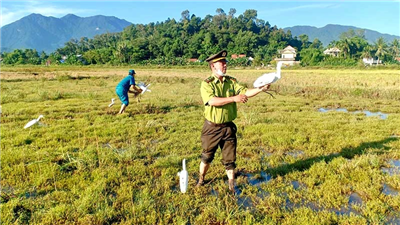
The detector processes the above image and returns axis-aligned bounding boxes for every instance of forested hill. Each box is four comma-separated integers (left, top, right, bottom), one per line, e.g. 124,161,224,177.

283,24,400,46
54,9,302,64
1,9,399,67
0,13,132,53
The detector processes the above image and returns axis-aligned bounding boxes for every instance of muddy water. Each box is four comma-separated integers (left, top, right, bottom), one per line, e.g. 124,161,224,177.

318,108,388,120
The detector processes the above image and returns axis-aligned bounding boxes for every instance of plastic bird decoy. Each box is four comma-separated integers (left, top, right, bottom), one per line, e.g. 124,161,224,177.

24,115,44,129
177,159,188,193
137,82,151,94
253,61,284,88
108,98,115,107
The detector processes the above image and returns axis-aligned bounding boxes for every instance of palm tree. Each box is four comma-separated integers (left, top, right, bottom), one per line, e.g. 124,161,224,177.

374,37,388,64
361,45,373,59
390,39,400,57
338,38,351,58
114,41,131,63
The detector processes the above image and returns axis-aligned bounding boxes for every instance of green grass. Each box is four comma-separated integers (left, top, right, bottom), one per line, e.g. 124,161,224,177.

1,66,400,224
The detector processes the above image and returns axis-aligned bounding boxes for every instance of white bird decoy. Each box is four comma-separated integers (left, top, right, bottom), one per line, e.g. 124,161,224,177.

137,82,151,94
108,98,115,107
24,115,44,129
177,159,188,193
253,61,284,88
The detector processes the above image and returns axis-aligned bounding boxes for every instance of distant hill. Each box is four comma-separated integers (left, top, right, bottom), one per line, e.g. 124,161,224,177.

1,13,132,53
283,24,400,46
2,14,399,54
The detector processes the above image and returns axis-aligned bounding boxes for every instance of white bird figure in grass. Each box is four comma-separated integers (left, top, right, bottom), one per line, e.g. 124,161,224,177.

253,61,284,88
137,82,151,94
24,115,44,129
108,98,115,107
177,159,188,193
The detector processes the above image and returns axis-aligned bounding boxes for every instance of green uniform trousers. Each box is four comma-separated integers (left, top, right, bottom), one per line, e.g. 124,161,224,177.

200,120,237,170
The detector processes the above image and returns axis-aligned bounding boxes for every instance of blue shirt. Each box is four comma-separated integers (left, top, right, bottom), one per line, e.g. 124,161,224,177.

116,75,136,93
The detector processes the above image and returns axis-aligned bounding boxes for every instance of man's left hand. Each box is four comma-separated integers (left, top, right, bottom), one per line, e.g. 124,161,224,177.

260,84,271,92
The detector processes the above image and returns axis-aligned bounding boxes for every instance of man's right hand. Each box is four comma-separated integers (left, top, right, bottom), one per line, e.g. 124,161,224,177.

232,94,248,103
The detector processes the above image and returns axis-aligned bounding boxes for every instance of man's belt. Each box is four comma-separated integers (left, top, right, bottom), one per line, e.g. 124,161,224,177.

205,120,232,128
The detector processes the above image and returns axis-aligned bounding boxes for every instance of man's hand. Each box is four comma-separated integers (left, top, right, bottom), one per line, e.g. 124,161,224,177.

260,84,271,92
232,94,248,103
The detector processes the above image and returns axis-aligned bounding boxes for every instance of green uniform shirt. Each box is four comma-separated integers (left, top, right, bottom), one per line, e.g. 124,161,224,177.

201,74,247,124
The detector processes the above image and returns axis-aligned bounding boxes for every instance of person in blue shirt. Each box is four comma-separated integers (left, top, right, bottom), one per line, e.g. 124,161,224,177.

116,69,142,114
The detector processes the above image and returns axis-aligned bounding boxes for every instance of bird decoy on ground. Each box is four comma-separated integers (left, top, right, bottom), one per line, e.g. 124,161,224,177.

177,159,188,193
24,115,44,129
108,98,115,107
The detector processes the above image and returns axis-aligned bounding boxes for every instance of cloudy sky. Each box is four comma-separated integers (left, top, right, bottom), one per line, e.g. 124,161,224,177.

1,0,399,36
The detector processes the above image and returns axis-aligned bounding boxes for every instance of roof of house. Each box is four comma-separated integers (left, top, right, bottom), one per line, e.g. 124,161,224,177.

279,45,296,54
323,47,341,53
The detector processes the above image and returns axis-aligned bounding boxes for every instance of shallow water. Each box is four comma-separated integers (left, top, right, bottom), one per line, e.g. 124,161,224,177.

291,180,306,190
382,183,399,196
381,159,400,176
318,108,388,120
286,150,305,158
246,171,272,186
348,192,363,205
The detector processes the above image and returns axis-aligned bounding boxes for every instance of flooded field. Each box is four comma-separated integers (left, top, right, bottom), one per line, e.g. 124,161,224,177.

1,66,400,224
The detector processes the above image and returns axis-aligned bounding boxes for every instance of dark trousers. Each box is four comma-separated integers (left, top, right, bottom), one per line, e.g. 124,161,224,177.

200,120,237,170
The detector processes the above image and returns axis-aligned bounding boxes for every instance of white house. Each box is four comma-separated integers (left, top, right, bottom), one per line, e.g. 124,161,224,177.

323,47,341,57
362,57,382,66
275,45,299,65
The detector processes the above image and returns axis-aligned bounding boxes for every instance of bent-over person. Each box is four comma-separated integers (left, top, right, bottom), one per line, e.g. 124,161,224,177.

115,69,142,114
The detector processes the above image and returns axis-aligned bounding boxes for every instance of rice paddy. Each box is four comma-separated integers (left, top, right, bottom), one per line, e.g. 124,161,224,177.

1,66,399,224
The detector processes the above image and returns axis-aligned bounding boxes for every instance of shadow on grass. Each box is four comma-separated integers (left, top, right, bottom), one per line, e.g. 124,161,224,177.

126,103,200,116
266,137,398,177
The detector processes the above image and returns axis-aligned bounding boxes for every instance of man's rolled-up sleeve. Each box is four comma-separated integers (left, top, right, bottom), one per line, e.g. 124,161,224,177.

234,82,247,95
200,82,215,106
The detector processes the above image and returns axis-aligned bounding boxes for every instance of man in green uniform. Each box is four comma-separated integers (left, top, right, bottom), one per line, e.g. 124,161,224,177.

197,50,270,193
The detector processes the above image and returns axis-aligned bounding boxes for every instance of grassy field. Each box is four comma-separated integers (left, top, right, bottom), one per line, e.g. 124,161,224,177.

1,66,400,224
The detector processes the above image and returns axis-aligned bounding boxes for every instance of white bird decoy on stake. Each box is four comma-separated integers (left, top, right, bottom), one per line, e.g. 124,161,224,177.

253,61,284,88
24,115,44,129
177,159,188,193
108,98,115,107
137,82,151,94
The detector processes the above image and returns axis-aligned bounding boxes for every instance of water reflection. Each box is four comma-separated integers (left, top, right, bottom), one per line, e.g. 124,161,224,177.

381,159,400,176
286,150,305,158
382,183,399,196
291,180,306,190
285,191,362,216
348,192,363,205
318,108,388,120
246,171,272,186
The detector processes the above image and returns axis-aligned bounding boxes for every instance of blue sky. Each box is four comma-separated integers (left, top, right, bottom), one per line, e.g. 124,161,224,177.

1,0,399,36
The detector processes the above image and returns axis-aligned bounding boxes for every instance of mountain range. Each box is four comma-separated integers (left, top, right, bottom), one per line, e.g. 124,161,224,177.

1,13,399,53
283,24,399,46
0,13,132,53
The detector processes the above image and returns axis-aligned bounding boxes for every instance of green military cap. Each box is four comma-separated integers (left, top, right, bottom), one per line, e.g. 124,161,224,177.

206,50,228,63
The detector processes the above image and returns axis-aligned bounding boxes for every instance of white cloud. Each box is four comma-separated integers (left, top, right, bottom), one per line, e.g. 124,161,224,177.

258,3,340,17
280,3,340,12
1,0,93,26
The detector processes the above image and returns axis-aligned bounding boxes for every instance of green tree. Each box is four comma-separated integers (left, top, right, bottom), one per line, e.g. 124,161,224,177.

299,34,310,49
299,48,323,66
374,37,388,63
390,39,400,57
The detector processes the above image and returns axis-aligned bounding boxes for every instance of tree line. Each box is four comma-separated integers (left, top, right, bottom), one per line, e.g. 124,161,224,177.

1,9,399,67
